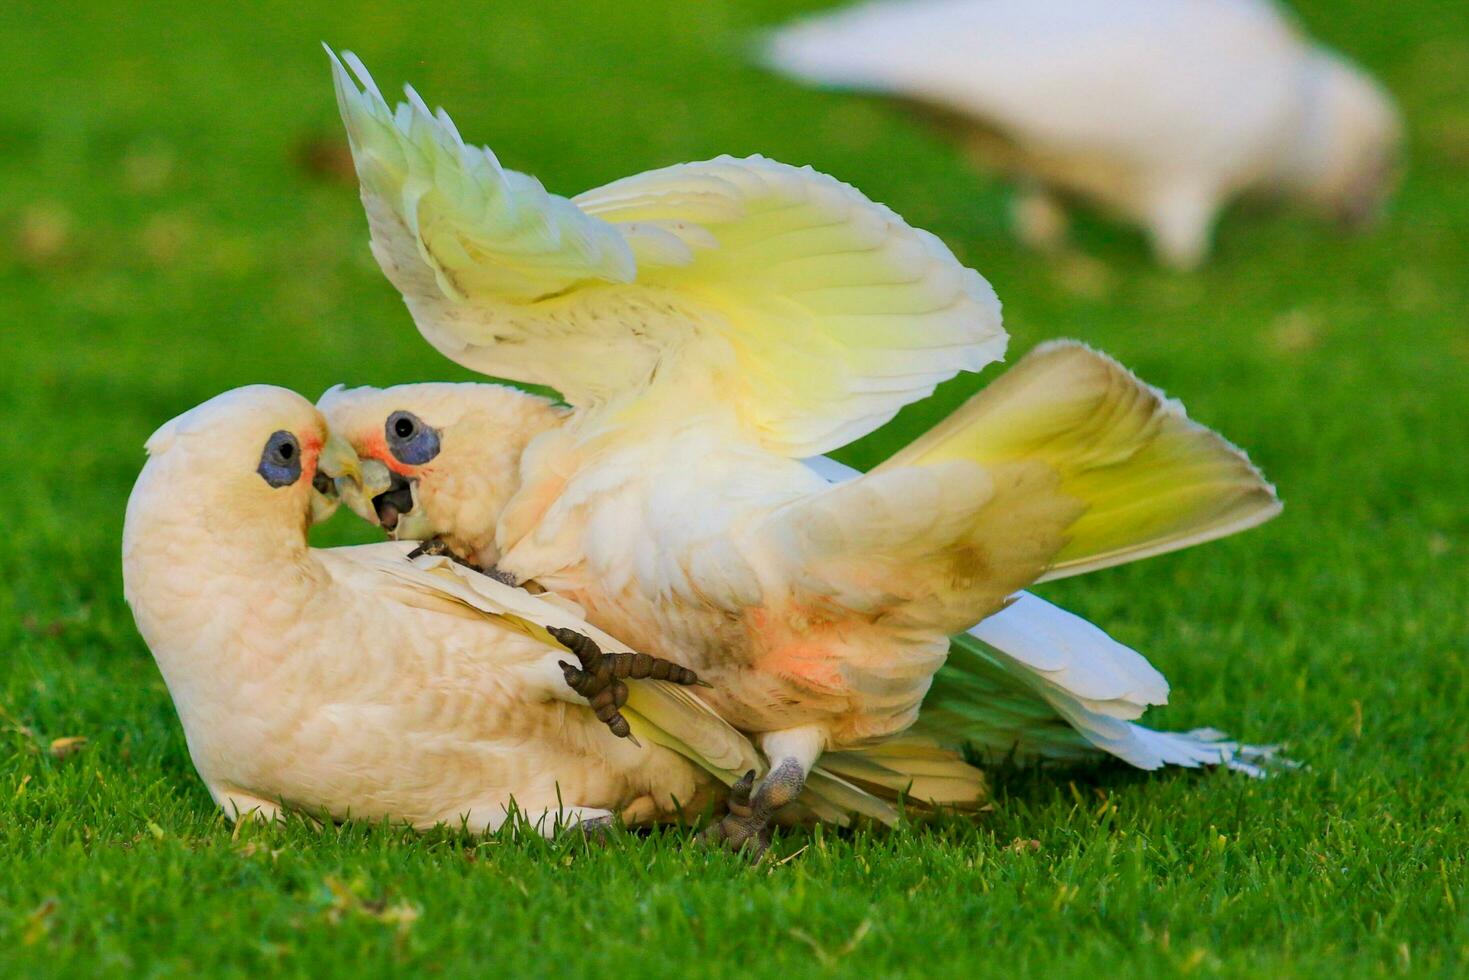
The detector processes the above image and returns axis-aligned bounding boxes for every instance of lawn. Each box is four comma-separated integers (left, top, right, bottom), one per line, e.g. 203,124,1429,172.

2,0,1466,975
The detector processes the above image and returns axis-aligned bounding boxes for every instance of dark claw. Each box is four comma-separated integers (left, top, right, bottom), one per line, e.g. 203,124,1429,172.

577,815,617,844
728,770,756,815
698,771,754,848
481,565,520,587
547,626,707,744
699,760,805,861
405,538,520,585
406,537,456,562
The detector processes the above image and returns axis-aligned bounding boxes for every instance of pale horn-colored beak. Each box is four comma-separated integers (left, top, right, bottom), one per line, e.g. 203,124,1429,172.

317,432,362,484
314,434,391,525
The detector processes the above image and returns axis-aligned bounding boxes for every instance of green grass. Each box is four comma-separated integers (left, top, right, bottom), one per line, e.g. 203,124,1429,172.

2,0,1467,974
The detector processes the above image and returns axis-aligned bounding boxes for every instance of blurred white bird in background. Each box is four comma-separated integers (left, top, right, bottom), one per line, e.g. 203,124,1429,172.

762,0,1401,268
123,386,982,835
322,51,1284,850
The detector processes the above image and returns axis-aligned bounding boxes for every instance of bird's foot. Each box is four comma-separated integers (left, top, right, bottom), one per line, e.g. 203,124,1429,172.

700,758,806,861
547,626,708,744
574,814,617,845
406,536,474,567
406,538,518,585
700,770,767,857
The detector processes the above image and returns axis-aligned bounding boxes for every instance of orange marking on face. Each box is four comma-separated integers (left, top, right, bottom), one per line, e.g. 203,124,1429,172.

301,434,323,482
363,432,418,477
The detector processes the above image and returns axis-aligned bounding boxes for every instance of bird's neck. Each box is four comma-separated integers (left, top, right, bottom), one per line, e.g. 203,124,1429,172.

122,461,327,680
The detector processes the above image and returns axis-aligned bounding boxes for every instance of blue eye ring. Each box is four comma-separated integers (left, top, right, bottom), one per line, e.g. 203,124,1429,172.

385,410,441,466
257,430,303,488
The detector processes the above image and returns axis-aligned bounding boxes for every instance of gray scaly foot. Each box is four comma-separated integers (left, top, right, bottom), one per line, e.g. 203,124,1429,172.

406,537,519,586
547,626,708,744
701,758,807,860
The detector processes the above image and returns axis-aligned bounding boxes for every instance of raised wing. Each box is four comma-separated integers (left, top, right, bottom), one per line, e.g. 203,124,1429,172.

328,49,635,301
329,49,1004,457
772,342,1278,633
756,458,1081,634
879,341,1281,580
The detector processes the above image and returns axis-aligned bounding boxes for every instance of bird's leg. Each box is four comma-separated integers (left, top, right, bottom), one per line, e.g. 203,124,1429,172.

701,726,823,859
406,537,520,586
552,807,617,840
210,785,284,826
547,626,709,743
1010,182,1069,253
1144,179,1219,271
697,764,790,859
487,805,616,839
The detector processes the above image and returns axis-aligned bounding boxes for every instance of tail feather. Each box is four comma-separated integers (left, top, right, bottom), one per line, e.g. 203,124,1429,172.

1123,727,1295,778
822,738,989,811
912,594,1292,776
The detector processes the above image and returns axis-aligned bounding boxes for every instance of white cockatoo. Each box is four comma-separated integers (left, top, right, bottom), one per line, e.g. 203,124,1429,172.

322,51,1282,846
122,385,985,836
761,0,1402,268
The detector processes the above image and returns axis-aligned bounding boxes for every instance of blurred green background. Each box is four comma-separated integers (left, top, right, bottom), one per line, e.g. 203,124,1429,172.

1,0,1466,975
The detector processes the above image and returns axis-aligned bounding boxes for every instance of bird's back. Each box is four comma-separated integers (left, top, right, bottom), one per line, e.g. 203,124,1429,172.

765,0,1304,172
131,535,657,830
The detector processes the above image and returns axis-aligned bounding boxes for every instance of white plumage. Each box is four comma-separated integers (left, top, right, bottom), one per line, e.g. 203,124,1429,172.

123,386,980,832
762,0,1401,267
321,51,1284,845
121,387,710,831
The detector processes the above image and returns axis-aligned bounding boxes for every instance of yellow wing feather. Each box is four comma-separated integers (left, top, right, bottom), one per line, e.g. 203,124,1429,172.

879,341,1281,579
329,50,1005,457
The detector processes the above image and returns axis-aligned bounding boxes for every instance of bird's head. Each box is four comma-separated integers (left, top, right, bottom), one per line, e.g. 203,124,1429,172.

125,385,366,558
1293,49,1402,229
317,382,567,566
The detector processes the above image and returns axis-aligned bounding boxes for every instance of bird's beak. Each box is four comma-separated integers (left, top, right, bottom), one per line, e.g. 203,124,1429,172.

316,434,392,525
317,433,362,484
345,458,395,525
308,433,359,525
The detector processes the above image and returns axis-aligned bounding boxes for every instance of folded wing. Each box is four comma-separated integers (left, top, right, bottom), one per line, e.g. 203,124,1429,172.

337,542,963,823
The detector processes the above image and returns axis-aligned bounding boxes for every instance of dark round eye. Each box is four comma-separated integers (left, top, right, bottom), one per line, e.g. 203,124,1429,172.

257,430,303,488
385,410,440,466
